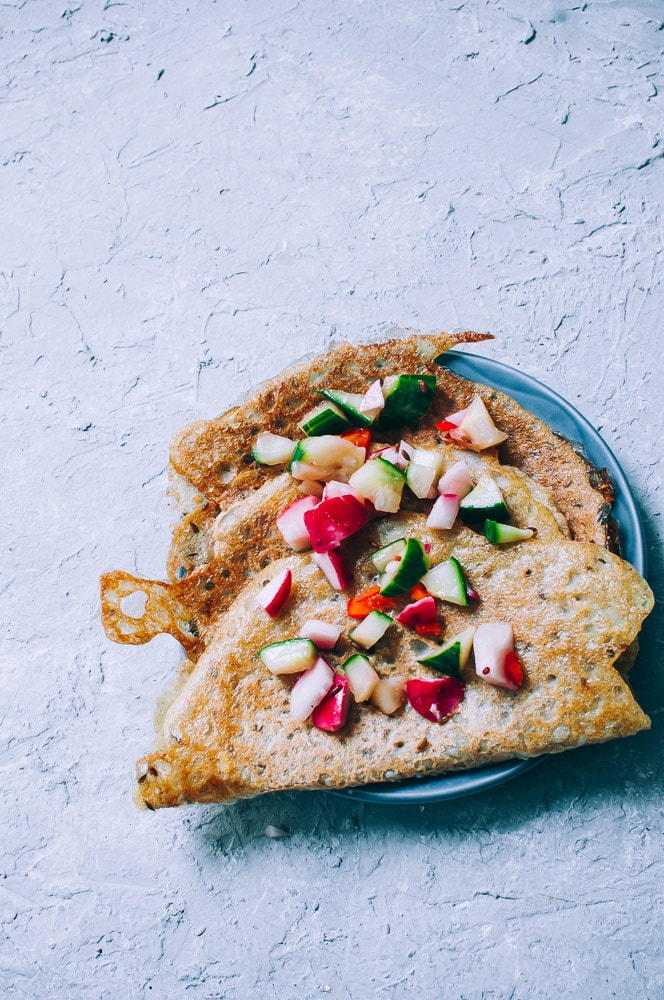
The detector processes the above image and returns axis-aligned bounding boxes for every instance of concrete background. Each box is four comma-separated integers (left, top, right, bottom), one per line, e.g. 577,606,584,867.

1,1,663,997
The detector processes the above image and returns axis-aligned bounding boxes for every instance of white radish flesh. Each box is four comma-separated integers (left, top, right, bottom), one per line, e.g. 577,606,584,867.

298,619,342,649
427,493,460,530
290,657,335,721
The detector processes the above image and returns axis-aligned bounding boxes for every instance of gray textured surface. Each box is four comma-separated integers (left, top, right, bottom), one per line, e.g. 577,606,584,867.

2,1,663,997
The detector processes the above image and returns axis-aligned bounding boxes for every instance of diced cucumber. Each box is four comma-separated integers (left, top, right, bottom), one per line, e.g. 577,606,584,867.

376,374,436,430
350,610,393,649
459,475,509,524
379,537,430,596
417,626,476,678
348,456,406,513
299,401,351,436
258,638,317,675
484,520,534,544
405,447,444,499
422,556,468,606
252,431,297,466
289,435,365,482
370,537,407,573
317,389,374,427
343,653,380,702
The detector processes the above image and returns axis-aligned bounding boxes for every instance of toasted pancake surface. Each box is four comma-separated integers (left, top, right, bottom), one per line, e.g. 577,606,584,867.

136,539,652,809
99,331,653,809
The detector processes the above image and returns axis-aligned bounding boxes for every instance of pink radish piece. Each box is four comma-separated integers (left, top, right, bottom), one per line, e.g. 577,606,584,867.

359,379,385,421
396,596,437,627
322,480,362,502
311,549,352,590
298,619,342,649
473,622,522,690
427,493,460,530
258,568,292,617
443,407,468,427
312,675,351,732
290,657,335,721
448,396,508,450
406,677,465,723
276,496,319,551
437,460,474,499
303,494,371,553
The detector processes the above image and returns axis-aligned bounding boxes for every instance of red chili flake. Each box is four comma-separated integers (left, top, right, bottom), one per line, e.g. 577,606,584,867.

410,583,430,601
418,379,428,393
435,420,457,432
415,621,442,637
347,586,397,619
482,667,490,675
341,428,372,449
504,650,524,687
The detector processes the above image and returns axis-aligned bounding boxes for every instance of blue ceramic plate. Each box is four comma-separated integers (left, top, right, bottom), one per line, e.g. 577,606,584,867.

335,351,646,805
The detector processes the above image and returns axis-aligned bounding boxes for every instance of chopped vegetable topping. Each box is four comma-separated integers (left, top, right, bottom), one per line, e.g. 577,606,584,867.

347,586,397,618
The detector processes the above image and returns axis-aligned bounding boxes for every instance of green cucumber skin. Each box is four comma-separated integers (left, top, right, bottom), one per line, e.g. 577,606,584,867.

379,538,429,597
258,637,315,656
417,642,461,678
300,405,350,436
317,389,373,427
459,500,509,525
376,374,437,430
484,519,533,543
371,537,407,572
251,444,267,465
423,556,468,606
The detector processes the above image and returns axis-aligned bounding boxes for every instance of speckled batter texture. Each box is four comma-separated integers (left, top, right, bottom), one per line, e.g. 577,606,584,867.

2,1,664,998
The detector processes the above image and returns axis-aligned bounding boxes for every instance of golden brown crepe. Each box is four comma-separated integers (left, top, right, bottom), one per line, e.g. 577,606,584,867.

100,331,653,809
135,536,652,809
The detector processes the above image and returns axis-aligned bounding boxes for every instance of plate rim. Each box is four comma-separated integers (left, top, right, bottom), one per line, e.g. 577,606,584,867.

332,350,647,805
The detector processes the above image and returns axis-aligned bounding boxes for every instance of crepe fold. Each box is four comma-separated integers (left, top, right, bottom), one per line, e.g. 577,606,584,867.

135,540,651,809
100,331,654,808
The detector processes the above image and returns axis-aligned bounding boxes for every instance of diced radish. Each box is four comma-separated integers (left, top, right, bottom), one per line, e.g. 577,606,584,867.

312,675,351,732
371,676,406,715
276,496,319,551
311,549,352,590
443,407,468,427
406,677,465,723
437,460,474,499
473,622,523,690
427,493,460,530
344,654,380,702
298,619,342,649
290,657,335,721
448,395,508,451
322,480,362,502
303,494,371,553
258,568,292,617
258,637,317,674
359,379,385,421
396,596,437,627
